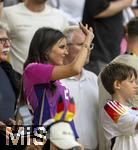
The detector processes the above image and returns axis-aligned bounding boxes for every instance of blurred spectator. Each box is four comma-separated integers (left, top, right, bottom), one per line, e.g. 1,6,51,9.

61,26,99,150
98,17,138,150
120,1,138,54
123,7,135,26
83,0,133,75
47,0,85,25
131,0,138,16
0,0,68,74
4,0,18,7
0,20,21,149
0,19,19,123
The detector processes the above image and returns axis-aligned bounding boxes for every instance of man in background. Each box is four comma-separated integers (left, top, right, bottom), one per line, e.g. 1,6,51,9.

61,26,99,150
83,0,133,75
0,19,21,149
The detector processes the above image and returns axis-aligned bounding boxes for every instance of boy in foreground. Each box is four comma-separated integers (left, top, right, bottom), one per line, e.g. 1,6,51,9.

100,63,138,150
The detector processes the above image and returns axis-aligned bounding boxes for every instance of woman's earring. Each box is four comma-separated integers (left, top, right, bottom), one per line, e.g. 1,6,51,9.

45,53,49,60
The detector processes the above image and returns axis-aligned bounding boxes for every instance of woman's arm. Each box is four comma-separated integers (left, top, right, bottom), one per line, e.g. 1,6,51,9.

51,23,94,81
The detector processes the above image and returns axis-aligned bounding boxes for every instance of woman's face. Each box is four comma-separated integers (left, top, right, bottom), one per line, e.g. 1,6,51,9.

47,38,68,65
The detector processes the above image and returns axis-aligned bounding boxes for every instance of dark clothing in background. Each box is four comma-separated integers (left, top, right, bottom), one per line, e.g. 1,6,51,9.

82,0,124,74
0,61,20,123
4,0,18,7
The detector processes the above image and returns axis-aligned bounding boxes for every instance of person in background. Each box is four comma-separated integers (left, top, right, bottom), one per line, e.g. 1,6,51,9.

98,17,138,150
82,0,133,75
119,0,138,55
0,19,21,149
131,0,138,16
4,0,18,7
0,0,68,75
100,63,138,150
61,26,99,150
47,0,85,25
0,19,19,125
22,24,94,148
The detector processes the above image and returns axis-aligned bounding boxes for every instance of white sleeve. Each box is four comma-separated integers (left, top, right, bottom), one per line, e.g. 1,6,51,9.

104,101,138,136
116,110,138,135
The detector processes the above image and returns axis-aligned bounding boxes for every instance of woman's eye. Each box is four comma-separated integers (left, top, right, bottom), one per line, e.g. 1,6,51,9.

59,45,65,49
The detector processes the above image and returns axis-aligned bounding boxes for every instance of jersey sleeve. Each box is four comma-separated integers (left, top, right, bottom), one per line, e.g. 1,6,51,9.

23,63,55,85
104,101,138,136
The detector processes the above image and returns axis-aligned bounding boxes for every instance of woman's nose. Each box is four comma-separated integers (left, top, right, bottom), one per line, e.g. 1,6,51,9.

65,47,68,55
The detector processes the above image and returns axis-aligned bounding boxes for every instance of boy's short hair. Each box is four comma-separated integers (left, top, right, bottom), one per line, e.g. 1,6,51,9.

101,63,137,95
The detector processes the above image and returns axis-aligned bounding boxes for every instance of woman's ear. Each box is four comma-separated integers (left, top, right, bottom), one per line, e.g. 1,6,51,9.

43,52,49,60
113,80,121,90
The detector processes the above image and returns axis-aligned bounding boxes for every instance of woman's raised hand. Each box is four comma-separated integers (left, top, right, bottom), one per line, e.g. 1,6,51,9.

79,23,94,46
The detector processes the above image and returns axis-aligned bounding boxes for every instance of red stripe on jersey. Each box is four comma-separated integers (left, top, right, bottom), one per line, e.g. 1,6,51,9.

104,101,124,123
67,103,75,113
56,102,64,113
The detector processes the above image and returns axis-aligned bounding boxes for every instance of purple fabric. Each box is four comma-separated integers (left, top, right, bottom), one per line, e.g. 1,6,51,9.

23,63,72,122
23,63,54,111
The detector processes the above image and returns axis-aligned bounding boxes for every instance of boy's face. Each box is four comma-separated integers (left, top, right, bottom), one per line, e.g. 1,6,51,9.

117,74,138,100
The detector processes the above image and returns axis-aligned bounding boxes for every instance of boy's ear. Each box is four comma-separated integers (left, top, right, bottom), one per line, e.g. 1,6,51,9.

113,80,121,90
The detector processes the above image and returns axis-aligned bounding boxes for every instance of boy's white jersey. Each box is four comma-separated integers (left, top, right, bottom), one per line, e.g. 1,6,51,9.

101,100,138,150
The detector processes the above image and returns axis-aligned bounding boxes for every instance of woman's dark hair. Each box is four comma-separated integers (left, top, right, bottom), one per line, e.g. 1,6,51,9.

18,27,65,112
24,27,65,68
101,63,137,95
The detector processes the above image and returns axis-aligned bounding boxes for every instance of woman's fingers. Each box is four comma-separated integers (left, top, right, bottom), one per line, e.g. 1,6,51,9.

79,23,94,47
89,27,93,32
79,23,93,35
79,23,88,33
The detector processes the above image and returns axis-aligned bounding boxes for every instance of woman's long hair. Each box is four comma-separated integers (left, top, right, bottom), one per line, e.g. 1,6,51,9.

24,27,65,69
17,27,65,114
